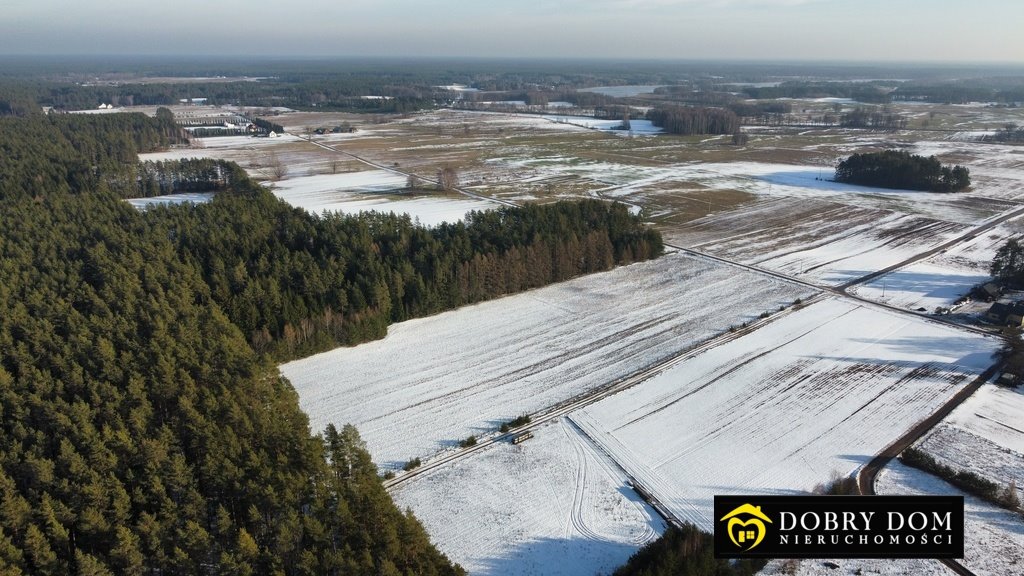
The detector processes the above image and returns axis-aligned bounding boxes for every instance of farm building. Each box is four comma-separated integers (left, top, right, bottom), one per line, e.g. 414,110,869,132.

972,282,1002,302
985,301,1024,326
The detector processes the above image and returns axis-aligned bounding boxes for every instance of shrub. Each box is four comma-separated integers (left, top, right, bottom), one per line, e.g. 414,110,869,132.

403,457,422,472
459,436,477,448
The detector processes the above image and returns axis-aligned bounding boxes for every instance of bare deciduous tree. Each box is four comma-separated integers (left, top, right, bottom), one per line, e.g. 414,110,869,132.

407,174,423,190
437,166,459,193
268,152,288,181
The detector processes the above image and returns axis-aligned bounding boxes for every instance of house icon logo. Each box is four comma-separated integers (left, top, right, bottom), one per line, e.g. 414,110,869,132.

720,503,773,551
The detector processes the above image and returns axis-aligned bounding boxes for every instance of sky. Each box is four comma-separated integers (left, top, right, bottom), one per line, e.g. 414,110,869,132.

0,0,1019,63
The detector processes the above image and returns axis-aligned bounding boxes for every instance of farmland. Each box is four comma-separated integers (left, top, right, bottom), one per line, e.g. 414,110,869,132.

281,252,813,469
573,297,997,531
915,383,1024,505
140,92,1024,575
877,461,1024,576
391,418,663,576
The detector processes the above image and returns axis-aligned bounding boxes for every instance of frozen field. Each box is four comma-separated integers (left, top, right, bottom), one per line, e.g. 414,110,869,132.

572,297,998,531
653,161,1018,224
125,192,215,210
847,215,1024,311
759,557,947,576
282,252,814,468
271,170,497,225
541,115,663,135
877,460,1024,576
392,418,662,576
916,383,1024,504
849,262,989,312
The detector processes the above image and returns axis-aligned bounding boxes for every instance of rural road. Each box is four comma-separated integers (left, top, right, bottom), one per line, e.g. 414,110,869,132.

856,365,998,576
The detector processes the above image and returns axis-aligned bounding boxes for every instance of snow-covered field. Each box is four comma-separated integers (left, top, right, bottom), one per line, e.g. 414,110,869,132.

659,161,1016,224
125,192,215,210
271,170,496,226
916,383,1024,505
282,252,814,468
759,557,948,576
674,195,969,286
877,460,1024,576
849,262,989,312
846,215,1024,312
541,115,663,135
572,297,997,532
392,418,662,576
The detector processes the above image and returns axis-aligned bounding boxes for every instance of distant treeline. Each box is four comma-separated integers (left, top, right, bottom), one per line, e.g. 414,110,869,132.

0,75,441,113
892,81,1024,105
613,524,767,576
742,81,895,104
835,150,970,192
982,124,1024,144
250,116,285,133
646,106,739,135
840,107,908,130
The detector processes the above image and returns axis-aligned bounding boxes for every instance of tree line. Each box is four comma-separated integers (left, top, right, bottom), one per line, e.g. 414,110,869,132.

645,106,740,136
133,158,249,197
613,524,766,576
835,150,970,192
840,107,908,130
982,124,1024,144
147,190,663,360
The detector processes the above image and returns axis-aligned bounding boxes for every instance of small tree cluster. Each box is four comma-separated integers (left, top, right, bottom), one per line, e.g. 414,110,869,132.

500,415,531,433
811,471,859,495
991,239,1024,287
835,150,969,192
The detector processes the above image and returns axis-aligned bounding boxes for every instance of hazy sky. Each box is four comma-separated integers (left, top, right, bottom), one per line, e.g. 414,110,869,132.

0,0,1019,62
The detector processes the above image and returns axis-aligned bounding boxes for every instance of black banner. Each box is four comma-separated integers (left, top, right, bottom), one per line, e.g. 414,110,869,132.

714,495,964,559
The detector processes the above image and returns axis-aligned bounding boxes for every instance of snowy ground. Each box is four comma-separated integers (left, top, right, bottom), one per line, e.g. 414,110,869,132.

642,161,1017,225
759,556,949,576
270,170,497,226
849,262,989,313
541,115,663,135
125,192,215,210
392,418,662,576
572,297,998,532
846,215,1024,312
282,252,814,469
916,383,1024,505
674,195,969,286
877,460,1024,576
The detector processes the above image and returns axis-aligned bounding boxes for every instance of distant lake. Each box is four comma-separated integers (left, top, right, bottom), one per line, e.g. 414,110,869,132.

579,85,664,98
